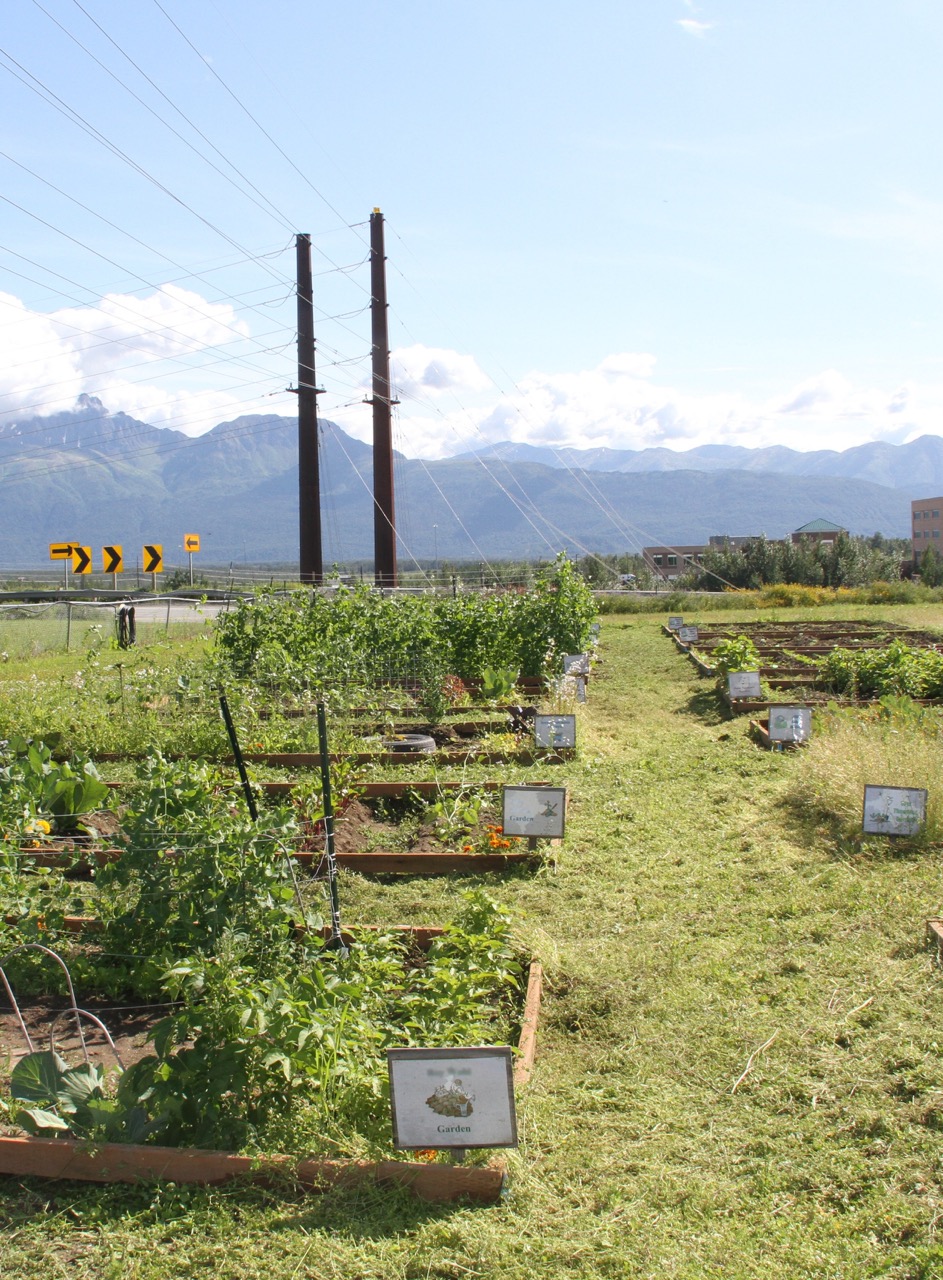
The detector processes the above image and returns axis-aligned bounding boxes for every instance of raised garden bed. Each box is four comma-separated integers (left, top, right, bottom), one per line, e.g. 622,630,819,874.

0,954,543,1205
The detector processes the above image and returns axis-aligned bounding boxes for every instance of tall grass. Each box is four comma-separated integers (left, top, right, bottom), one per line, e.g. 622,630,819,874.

598,580,943,614
790,699,943,844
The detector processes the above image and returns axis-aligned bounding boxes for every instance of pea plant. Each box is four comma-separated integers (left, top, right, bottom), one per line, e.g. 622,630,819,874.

213,554,597,696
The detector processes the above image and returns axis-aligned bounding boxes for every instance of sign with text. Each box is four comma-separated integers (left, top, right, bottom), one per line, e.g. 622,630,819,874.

728,671,762,699
862,785,927,838
534,713,576,749
667,616,683,631
767,706,811,743
388,1047,517,1150
678,625,699,644
502,785,566,840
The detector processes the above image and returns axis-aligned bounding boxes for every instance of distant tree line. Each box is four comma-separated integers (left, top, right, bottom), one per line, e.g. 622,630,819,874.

684,533,907,591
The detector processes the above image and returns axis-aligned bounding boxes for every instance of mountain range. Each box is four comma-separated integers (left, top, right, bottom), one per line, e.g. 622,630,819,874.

0,396,934,567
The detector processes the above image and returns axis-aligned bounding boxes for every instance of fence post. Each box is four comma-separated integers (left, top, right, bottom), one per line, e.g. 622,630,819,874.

65,602,72,651
165,596,172,632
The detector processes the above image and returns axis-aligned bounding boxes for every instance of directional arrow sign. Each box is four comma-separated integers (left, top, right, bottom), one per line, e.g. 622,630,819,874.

102,545,123,574
183,532,200,553
143,544,163,574
49,542,75,560
71,545,92,574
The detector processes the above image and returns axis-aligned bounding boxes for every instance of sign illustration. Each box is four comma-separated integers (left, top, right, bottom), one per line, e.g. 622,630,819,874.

534,714,576,749
387,1047,517,1149
862,785,927,838
728,671,762,699
767,706,811,743
502,785,566,839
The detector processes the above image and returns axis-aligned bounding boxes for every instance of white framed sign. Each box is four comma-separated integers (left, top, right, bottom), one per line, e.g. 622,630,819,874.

503,785,566,839
388,1047,518,1149
767,706,812,743
563,653,590,676
862,785,927,837
667,616,683,631
534,713,576,749
678,625,699,643
727,671,762,699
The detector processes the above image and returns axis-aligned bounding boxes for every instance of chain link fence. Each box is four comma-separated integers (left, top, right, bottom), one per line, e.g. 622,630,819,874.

0,598,234,658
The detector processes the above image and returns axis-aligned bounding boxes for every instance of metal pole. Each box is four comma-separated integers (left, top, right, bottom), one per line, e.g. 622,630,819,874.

296,233,323,584
65,601,71,651
368,209,397,588
218,691,258,822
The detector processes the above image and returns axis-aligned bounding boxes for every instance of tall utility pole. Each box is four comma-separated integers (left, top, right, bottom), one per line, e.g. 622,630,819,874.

296,233,322,584
368,208,397,587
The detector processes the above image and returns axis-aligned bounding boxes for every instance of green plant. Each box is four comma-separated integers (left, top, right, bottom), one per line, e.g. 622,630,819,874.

709,635,762,679
479,665,519,702
10,1049,166,1143
95,753,312,994
0,736,110,835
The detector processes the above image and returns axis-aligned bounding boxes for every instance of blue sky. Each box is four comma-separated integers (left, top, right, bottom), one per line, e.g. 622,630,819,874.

2,0,943,459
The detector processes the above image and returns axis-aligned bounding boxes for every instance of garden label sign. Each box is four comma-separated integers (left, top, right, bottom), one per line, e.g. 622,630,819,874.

728,671,762,699
503,785,566,839
667,616,683,631
563,653,590,676
387,1047,518,1150
534,713,577,749
767,706,812,743
862,785,927,838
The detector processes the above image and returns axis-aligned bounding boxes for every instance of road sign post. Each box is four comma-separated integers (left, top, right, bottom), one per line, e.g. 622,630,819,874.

183,533,200,586
50,542,75,590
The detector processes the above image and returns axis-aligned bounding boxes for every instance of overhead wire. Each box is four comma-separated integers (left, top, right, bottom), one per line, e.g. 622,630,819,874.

150,0,370,264
30,0,299,236
0,43,293,286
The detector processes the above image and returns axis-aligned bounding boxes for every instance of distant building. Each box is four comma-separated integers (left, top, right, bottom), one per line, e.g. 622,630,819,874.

641,545,706,580
643,522,853,580
911,497,943,566
790,519,846,545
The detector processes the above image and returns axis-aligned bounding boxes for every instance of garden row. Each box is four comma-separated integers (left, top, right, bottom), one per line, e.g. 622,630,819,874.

664,616,943,708
0,560,598,1201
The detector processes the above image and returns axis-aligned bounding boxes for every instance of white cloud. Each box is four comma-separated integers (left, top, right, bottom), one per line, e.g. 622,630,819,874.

2,293,941,465
372,350,943,461
676,18,713,37
391,344,491,399
0,287,278,437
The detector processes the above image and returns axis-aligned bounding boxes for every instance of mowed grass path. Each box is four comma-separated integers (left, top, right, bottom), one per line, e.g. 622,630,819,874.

4,612,943,1278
